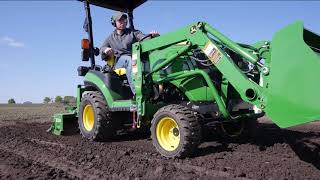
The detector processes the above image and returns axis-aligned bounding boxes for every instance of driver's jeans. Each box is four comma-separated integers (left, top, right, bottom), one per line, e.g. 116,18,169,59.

114,55,135,95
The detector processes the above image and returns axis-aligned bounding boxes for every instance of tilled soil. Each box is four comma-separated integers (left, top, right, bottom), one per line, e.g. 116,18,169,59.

0,105,319,179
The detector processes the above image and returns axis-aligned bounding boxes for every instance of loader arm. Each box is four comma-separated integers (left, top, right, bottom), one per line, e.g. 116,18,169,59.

132,21,320,128
132,21,264,118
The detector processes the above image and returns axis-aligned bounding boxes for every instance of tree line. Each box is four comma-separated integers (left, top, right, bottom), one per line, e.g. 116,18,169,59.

43,96,76,105
7,96,76,105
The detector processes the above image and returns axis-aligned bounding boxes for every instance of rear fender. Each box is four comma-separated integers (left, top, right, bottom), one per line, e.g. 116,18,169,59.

83,70,123,107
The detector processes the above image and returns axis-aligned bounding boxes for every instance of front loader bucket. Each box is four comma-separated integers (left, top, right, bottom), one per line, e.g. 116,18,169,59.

264,21,320,128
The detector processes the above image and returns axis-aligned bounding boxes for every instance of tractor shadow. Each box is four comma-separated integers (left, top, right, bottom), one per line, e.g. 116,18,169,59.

196,122,320,170
252,123,320,170
111,128,151,142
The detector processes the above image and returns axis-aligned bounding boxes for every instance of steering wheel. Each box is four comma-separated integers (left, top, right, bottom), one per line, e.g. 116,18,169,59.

139,34,153,42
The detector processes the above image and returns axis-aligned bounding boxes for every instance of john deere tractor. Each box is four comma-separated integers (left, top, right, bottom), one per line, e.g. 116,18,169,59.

51,0,320,158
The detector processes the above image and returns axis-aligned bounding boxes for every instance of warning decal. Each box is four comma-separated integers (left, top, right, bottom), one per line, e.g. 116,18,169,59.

203,42,222,64
132,65,138,74
132,53,138,74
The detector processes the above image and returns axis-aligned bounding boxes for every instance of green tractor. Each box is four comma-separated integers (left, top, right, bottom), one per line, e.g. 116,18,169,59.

51,0,320,158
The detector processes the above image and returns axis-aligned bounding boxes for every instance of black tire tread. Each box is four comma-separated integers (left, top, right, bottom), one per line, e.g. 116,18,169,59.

78,91,114,141
151,104,202,158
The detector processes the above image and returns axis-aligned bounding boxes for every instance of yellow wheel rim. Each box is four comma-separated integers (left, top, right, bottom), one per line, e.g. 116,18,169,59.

83,104,94,131
156,117,180,151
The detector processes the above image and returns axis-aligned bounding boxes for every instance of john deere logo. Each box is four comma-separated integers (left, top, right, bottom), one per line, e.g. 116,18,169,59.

190,26,197,34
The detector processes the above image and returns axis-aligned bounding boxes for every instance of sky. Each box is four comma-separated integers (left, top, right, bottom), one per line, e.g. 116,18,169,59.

0,1,319,103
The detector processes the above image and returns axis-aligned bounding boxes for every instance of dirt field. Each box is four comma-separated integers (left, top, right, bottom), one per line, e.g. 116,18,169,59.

0,104,319,179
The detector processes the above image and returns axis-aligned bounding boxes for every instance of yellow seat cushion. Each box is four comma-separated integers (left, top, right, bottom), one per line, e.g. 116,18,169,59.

114,68,126,76
105,55,126,76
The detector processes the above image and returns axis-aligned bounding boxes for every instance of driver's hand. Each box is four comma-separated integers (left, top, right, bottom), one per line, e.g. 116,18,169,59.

149,30,160,37
104,47,113,56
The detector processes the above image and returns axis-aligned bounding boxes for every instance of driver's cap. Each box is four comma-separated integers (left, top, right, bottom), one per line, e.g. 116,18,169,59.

112,11,127,21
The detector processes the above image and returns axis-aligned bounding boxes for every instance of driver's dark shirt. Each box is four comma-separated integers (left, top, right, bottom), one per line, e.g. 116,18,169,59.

100,28,146,57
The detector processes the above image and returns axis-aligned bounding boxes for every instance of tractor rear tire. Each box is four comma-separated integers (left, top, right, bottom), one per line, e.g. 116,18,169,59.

78,91,115,141
151,104,202,158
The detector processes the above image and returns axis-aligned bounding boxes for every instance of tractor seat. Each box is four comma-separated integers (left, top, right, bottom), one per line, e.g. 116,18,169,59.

105,55,126,76
114,68,126,76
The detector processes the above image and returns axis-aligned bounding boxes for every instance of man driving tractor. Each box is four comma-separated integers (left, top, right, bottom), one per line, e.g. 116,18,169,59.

51,0,320,159
100,11,159,95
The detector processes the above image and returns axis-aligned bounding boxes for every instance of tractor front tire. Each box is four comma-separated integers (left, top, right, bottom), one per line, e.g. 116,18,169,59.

151,104,201,158
78,91,114,141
